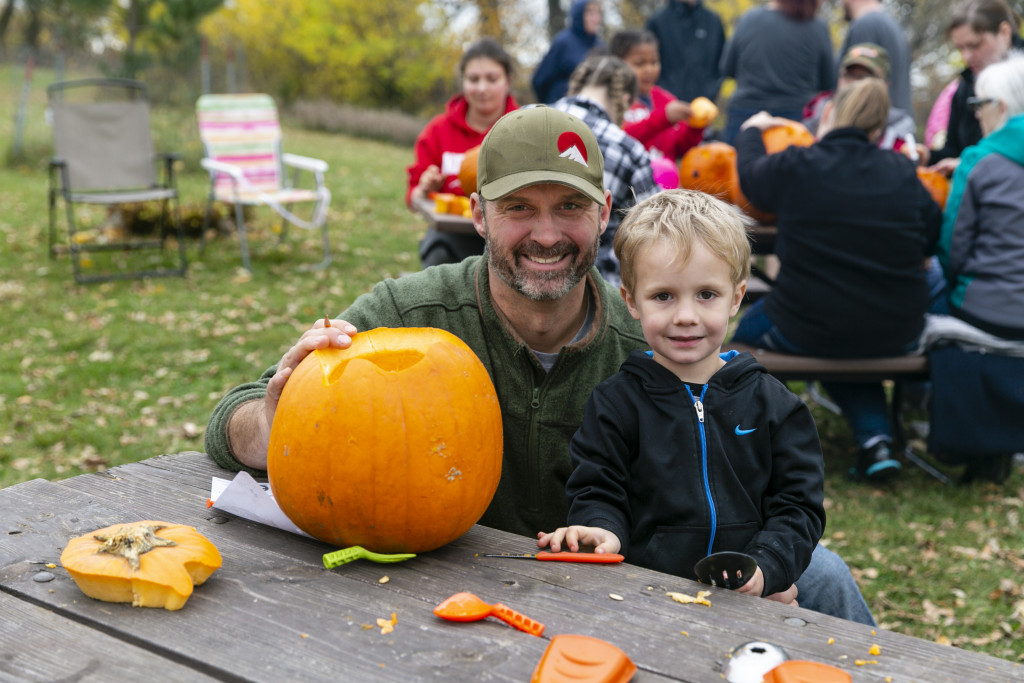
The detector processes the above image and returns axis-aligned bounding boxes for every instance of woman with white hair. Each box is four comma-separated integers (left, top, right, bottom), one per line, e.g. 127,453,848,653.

939,50,1024,340
929,50,1024,484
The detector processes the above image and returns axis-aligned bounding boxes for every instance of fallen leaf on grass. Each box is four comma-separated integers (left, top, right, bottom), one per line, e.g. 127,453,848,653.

667,590,711,607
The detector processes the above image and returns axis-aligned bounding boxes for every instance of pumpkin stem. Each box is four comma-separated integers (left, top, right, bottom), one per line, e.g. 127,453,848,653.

93,523,177,570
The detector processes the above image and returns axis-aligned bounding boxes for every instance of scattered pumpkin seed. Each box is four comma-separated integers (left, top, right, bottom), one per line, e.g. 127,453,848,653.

609,593,624,601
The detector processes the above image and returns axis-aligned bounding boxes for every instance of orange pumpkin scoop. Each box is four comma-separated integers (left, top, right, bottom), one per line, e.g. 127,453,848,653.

434,592,545,637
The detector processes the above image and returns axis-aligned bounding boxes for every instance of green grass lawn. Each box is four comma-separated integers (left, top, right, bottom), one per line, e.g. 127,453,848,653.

1,65,1022,662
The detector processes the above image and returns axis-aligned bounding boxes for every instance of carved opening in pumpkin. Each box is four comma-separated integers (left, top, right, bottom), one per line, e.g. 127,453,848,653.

321,349,427,383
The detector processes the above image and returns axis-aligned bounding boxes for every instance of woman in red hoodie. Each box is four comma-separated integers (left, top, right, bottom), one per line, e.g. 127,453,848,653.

407,38,518,266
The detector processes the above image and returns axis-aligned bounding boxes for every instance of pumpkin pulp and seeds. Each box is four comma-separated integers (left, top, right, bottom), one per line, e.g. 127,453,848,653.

94,523,176,570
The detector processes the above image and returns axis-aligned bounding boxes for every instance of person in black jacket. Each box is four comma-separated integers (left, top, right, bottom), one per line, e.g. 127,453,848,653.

539,190,827,604
731,79,942,483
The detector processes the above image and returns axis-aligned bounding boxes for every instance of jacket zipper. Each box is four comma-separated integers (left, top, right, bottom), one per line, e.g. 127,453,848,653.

527,384,542,510
686,383,715,556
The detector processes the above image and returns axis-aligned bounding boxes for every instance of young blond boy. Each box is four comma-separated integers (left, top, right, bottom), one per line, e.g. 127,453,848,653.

539,190,825,600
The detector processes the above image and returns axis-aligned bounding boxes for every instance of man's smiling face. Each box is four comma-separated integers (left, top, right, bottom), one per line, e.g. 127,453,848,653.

479,183,607,302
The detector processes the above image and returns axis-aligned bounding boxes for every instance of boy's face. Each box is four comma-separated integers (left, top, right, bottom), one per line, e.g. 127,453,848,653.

622,42,660,98
621,239,745,384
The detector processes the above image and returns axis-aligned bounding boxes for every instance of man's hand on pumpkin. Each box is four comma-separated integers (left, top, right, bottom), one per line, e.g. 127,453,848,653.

265,318,358,425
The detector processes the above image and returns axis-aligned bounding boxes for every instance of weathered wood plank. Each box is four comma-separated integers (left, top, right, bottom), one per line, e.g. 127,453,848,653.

2,453,1019,683
0,475,677,682
0,592,222,682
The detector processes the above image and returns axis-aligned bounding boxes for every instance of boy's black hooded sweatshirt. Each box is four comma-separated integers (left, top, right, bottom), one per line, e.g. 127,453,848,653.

566,350,825,596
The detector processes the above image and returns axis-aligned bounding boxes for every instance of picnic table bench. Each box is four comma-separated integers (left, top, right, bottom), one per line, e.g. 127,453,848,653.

2,451,1015,681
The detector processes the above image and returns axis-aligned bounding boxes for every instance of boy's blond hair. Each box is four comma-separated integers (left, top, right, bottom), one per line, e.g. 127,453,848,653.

614,189,752,295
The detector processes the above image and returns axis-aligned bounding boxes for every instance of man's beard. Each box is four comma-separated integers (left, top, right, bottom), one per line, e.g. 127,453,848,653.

484,220,600,302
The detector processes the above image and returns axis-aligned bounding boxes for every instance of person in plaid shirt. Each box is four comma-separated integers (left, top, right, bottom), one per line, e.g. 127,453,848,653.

552,55,659,285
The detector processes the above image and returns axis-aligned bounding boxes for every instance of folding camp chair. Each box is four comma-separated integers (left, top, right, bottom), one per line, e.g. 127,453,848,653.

195,93,331,271
48,78,187,284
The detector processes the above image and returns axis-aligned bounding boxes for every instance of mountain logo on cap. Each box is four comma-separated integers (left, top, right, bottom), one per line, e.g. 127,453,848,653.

557,131,588,167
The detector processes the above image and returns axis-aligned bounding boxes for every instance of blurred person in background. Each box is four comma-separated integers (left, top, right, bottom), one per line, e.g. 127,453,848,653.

803,43,915,150
839,0,914,118
922,0,1023,175
532,0,605,104
731,79,942,484
407,38,519,267
720,0,835,144
552,55,659,286
611,29,708,163
644,0,726,103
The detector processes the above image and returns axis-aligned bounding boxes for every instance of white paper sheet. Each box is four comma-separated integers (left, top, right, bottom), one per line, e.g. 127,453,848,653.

208,472,313,538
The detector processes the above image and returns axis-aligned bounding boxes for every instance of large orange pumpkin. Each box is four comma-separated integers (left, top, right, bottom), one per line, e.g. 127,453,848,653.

916,167,950,210
267,327,503,553
458,146,481,196
678,142,737,201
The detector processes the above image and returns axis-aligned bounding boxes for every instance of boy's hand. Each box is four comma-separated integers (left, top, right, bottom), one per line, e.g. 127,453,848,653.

536,526,621,555
764,583,799,607
736,566,766,598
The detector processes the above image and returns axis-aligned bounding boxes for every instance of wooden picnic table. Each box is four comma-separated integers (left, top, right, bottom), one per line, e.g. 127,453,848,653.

412,197,477,235
1,451,1017,682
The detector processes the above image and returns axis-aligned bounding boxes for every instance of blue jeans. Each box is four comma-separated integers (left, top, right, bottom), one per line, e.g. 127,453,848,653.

796,545,876,625
732,300,895,447
926,256,948,315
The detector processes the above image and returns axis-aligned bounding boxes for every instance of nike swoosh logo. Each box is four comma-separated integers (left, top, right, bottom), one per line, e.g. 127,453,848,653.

735,425,757,436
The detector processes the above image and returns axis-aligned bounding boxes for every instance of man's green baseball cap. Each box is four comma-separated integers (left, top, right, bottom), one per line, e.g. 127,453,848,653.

477,105,605,205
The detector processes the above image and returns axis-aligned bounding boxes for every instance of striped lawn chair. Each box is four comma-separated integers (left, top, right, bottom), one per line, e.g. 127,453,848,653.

196,93,331,271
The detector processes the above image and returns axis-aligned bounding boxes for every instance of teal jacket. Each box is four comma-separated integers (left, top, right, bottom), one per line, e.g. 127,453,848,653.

204,256,648,536
939,114,1024,338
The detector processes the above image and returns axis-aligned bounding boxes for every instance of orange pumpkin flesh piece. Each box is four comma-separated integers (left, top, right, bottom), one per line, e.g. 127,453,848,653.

60,521,222,611
916,167,950,210
458,145,480,196
687,97,719,129
268,327,503,554
761,120,815,154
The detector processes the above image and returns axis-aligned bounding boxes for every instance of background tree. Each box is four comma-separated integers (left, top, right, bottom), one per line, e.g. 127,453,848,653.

202,0,461,114
106,0,222,81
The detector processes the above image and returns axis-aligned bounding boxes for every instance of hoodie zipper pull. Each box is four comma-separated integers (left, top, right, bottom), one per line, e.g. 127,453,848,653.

694,399,704,423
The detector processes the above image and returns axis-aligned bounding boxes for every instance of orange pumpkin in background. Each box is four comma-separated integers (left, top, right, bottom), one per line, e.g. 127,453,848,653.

762,120,815,154
687,97,719,129
267,327,503,554
916,167,950,210
678,142,738,201
458,145,481,196
734,120,815,223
